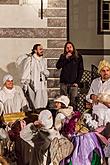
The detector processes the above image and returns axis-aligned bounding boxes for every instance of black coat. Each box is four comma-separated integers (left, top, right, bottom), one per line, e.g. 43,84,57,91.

56,53,84,85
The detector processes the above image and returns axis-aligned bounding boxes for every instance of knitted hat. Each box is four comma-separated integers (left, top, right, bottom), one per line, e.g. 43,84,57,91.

98,60,110,74
54,95,70,107
3,74,13,84
38,110,53,129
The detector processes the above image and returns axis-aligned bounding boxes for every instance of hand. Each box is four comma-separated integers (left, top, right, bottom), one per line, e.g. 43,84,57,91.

34,120,44,128
91,94,99,105
73,83,78,87
66,52,72,59
40,70,49,78
23,84,28,93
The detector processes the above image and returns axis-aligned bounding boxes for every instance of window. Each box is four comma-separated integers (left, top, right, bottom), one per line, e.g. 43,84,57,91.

98,0,110,34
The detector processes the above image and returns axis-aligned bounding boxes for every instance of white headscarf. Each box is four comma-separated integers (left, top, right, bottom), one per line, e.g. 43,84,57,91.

3,74,13,85
39,110,53,129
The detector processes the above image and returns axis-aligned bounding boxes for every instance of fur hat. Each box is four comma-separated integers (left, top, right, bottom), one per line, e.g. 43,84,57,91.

54,95,70,107
98,60,110,74
3,74,13,84
38,110,53,129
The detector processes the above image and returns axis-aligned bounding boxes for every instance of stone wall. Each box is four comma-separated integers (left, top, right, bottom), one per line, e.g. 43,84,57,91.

0,0,67,99
45,0,67,99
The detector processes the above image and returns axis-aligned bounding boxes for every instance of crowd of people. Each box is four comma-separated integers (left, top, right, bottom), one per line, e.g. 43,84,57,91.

0,41,110,165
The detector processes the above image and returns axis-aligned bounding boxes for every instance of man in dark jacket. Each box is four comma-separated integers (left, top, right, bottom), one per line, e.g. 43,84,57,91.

56,41,84,109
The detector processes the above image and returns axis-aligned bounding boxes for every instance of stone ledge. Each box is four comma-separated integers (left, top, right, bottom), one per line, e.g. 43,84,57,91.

47,39,66,48
44,49,63,58
48,69,60,78
0,28,66,38
47,79,60,88
48,88,60,98
39,9,66,17
0,0,19,4
47,59,59,68
47,18,66,27
48,0,66,8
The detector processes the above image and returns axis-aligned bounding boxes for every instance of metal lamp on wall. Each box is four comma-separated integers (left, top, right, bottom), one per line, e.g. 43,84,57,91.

41,0,43,19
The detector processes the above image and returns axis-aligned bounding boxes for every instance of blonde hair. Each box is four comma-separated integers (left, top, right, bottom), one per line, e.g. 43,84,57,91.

98,60,110,74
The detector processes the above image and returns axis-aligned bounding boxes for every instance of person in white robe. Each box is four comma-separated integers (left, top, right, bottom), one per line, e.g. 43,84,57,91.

20,44,49,110
86,60,110,126
0,74,28,114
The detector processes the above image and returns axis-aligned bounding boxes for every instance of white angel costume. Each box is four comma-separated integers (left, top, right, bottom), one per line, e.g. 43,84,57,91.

20,54,49,109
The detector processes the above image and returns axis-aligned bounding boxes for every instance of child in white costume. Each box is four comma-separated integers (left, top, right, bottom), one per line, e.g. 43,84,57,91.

54,95,73,131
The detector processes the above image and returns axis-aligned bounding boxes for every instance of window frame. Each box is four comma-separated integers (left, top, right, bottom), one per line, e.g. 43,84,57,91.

98,0,110,34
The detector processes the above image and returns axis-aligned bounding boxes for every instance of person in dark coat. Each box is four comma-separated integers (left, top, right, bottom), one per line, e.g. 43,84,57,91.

56,41,84,109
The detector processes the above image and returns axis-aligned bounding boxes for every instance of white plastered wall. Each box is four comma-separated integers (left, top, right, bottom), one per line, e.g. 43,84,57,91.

0,2,48,85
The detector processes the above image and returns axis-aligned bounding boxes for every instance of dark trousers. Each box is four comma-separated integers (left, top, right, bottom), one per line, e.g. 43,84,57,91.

60,83,78,110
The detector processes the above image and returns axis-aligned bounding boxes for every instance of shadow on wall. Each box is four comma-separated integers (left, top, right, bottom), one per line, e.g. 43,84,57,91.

0,62,21,87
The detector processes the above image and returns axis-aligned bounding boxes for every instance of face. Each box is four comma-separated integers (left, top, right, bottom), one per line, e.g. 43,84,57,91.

20,120,26,130
35,45,43,56
66,43,74,54
5,80,13,89
100,66,110,81
55,102,62,109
